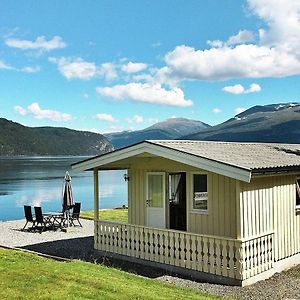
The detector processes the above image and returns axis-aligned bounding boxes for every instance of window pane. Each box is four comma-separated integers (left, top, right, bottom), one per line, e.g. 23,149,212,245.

193,174,208,210
148,174,163,208
296,179,300,207
169,174,182,204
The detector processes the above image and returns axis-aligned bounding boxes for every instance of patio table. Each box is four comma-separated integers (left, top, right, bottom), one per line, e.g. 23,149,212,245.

43,212,65,230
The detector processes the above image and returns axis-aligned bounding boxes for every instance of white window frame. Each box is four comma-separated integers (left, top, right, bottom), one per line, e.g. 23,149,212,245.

191,172,209,214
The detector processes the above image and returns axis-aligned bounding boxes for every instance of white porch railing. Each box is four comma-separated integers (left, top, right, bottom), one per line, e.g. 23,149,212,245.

95,220,273,280
241,232,274,280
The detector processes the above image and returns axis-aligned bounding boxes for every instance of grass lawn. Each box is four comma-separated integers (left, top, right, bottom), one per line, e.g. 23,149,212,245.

0,247,219,300
81,208,128,223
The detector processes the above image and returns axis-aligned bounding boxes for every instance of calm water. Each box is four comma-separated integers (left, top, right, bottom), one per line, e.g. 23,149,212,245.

0,157,127,221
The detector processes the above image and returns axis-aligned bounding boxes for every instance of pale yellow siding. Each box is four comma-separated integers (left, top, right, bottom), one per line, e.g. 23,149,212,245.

128,156,200,227
273,175,300,261
239,175,300,262
127,156,300,263
128,168,145,226
239,177,274,239
188,173,237,238
128,156,238,239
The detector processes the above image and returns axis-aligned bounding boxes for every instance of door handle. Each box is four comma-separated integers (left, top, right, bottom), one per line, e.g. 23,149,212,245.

146,199,151,207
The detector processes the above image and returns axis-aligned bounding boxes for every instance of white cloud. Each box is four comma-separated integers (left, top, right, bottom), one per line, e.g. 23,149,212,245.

132,73,154,83
0,61,40,73
96,113,117,122
133,66,180,88
21,66,41,73
127,115,144,124
96,83,193,107
49,57,97,80
222,83,261,94
28,102,72,121
248,0,300,54
212,108,221,113
5,36,66,51
245,83,261,93
159,1,300,82
121,62,148,74
0,60,14,70
133,115,143,123
152,66,180,87
14,105,27,116
207,40,223,48
222,84,245,94
15,102,72,122
226,30,254,46
234,107,247,115
99,63,118,81
165,44,300,81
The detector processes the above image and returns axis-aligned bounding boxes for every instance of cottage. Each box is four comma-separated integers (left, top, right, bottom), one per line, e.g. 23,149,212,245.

72,140,300,286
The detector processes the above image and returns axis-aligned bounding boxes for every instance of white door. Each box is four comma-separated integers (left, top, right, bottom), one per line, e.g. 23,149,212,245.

146,172,166,228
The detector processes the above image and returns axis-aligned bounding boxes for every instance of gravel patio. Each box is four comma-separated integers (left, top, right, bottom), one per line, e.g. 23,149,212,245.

0,218,299,300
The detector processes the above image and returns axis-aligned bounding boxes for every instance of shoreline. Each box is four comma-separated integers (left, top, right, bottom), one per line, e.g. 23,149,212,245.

0,206,128,223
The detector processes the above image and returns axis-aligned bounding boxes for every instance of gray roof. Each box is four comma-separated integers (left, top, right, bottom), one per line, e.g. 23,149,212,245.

149,140,300,172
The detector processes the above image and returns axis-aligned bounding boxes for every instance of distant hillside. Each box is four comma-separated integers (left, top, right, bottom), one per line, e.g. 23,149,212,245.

3,102,299,156
182,103,300,143
0,118,113,156
105,118,210,149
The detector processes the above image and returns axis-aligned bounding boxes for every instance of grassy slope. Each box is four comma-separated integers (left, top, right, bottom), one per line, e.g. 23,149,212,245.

81,208,128,223
0,248,219,300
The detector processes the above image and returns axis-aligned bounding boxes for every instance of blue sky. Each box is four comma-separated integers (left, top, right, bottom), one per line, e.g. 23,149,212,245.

1,0,300,133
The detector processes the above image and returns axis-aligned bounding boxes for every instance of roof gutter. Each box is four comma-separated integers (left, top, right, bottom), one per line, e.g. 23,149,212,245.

251,166,300,177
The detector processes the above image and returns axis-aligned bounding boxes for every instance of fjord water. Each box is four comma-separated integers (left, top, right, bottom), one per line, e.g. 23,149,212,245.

0,157,127,221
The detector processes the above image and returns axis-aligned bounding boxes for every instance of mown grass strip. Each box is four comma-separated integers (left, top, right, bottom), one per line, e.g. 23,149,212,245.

81,208,128,223
0,247,220,300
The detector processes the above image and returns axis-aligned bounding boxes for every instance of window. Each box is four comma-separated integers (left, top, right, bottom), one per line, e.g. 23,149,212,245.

169,173,182,204
193,174,208,211
296,178,300,207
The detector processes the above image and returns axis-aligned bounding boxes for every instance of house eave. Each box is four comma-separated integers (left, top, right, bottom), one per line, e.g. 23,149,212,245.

251,166,300,177
72,141,252,182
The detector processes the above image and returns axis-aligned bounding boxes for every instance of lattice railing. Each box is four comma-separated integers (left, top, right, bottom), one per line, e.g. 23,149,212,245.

95,221,274,280
241,232,274,279
95,220,243,279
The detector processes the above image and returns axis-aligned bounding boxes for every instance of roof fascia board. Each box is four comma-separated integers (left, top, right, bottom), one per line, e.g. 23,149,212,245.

71,142,149,172
72,141,251,182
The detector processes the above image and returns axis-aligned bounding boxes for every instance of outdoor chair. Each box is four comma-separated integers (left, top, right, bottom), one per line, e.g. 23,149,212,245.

69,202,82,227
22,205,36,231
34,206,52,233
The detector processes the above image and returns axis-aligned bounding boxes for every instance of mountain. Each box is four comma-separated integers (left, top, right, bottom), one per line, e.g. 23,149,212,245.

105,118,211,149
3,102,299,156
0,118,113,156
182,103,300,143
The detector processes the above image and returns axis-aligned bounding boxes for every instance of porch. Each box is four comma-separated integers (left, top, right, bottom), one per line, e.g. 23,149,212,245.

95,219,274,285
